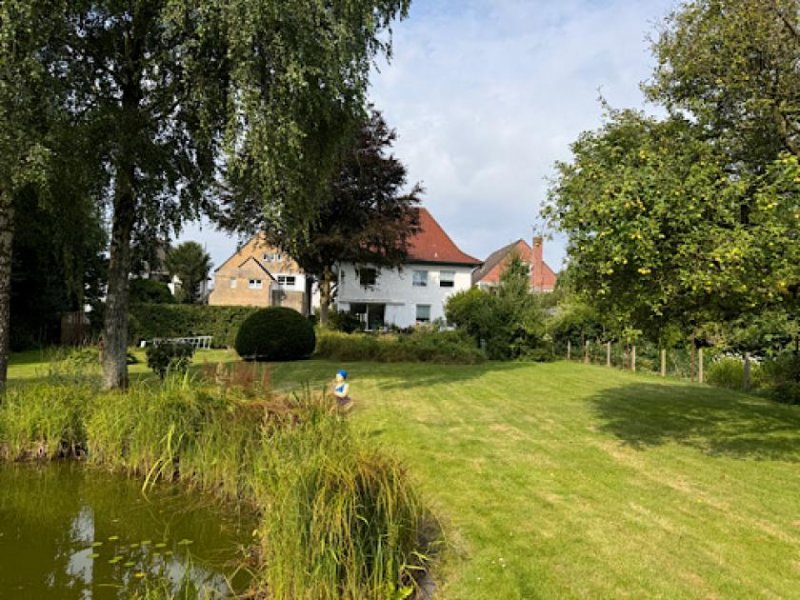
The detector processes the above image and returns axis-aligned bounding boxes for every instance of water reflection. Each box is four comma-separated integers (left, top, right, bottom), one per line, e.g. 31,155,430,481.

0,463,253,599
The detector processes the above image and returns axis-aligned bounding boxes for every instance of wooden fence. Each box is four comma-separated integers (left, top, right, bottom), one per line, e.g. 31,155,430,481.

561,339,758,390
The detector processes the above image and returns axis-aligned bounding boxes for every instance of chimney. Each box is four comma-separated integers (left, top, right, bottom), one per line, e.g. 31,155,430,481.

532,236,544,291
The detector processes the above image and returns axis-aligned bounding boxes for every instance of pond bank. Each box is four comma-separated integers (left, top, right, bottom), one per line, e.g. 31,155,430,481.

0,369,437,599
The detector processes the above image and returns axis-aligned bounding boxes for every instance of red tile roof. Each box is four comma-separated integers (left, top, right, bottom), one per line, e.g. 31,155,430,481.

407,208,481,266
472,239,558,292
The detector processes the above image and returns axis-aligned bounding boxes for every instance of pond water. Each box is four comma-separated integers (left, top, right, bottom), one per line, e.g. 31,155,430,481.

0,463,255,599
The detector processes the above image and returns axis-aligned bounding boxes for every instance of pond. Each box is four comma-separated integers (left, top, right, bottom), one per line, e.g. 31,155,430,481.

0,463,256,599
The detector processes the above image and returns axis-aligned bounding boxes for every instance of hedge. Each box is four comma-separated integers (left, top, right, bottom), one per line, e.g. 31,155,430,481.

315,329,486,364
129,304,259,348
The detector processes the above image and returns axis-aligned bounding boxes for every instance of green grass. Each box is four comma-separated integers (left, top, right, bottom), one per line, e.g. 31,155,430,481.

7,354,800,598
7,348,236,383
263,360,800,599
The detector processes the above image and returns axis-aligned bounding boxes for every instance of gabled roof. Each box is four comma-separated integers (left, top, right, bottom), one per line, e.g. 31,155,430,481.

237,256,277,281
407,208,481,266
472,239,558,289
471,239,520,285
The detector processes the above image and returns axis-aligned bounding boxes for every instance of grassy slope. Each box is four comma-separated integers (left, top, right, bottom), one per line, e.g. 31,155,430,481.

8,356,800,598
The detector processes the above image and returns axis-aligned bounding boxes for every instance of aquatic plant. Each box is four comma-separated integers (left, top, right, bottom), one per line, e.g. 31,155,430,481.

253,396,432,598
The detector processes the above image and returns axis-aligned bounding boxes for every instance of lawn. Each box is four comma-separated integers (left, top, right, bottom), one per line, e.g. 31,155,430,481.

8,356,800,598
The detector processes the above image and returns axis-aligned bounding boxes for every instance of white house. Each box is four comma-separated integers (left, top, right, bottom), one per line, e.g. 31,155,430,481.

335,208,481,329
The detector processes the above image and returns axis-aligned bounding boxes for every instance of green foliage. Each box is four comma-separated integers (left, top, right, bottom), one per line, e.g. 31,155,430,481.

705,358,761,391
328,308,366,333
0,381,92,460
165,242,212,304
235,307,316,361
648,0,800,166
315,329,485,364
145,342,195,380
253,392,430,599
446,258,549,360
129,304,257,348
130,278,175,304
546,0,800,365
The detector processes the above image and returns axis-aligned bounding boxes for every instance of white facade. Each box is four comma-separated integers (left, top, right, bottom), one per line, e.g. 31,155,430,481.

335,262,474,329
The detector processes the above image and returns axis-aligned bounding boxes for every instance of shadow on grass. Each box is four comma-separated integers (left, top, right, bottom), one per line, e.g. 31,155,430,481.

591,382,800,462
365,360,534,393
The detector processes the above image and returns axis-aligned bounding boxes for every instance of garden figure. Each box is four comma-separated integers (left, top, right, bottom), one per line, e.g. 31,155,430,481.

333,369,351,407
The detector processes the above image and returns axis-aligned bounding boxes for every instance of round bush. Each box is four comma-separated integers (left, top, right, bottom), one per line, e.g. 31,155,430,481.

234,307,316,361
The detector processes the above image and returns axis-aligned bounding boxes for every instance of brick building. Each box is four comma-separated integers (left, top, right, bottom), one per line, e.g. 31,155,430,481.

208,234,310,311
472,236,558,292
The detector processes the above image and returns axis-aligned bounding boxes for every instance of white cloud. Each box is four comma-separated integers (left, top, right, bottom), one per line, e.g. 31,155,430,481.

180,0,676,273
369,0,675,270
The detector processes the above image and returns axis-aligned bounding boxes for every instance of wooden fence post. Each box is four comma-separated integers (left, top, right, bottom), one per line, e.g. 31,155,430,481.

698,348,704,384
584,340,590,364
606,341,611,367
631,345,637,373
567,340,571,360
743,352,751,391
660,349,666,377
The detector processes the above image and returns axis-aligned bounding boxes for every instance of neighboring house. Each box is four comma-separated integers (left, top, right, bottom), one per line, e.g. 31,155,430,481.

208,234,310,311
472,236,558,293
335,208,481,329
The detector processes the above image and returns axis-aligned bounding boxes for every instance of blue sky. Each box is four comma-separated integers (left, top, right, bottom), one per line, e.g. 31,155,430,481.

180,0,677,271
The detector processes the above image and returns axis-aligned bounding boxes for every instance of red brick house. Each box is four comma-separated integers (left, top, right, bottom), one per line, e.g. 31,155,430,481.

472,236,558,292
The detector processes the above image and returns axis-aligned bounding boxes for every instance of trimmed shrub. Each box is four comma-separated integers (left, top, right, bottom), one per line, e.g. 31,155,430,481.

235,307,316,361
129,303,258,348
145,342,195,380
315,329,485,364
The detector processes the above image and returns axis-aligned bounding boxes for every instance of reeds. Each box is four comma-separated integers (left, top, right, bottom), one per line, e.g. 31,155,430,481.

0,363,437,598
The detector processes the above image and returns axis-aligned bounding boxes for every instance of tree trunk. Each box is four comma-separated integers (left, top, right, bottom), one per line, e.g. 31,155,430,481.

698,348,704,384
0,191,14,394
302,275,314,317
743,352,751,391
102,172,136,390
319,267,334,327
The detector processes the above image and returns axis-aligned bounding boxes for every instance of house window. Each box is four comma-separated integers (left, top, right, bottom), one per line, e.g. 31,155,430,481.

359,268,377,287
416,304,431,323
412,270,428,287
277,275,296,288
229,278,237,288
439,271,455,288
248,279,263,289
263,252,283,262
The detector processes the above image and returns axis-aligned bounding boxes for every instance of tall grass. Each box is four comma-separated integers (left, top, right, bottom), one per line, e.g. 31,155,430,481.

252,392,431,599
0,363,436,598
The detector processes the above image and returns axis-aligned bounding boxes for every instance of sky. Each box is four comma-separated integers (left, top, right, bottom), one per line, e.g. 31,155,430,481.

179,0,677,273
